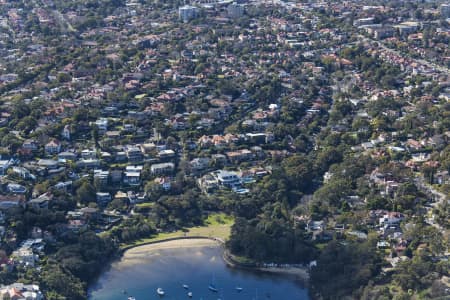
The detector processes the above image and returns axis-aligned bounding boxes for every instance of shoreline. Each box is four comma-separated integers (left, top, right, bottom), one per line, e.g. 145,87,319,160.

122,237,222,256
119,236,310,282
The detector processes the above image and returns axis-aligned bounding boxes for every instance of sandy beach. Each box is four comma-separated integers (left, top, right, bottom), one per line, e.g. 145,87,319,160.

123,238,221,257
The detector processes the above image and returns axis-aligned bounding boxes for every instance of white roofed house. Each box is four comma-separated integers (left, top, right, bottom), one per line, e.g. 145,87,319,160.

95,118,108,132
189,157,211,173
126,145,143,163
150,162,175,175
94,169,109,188
7,183,27,194
124,165,143,186
158,149,176,160
179,5,200,23
81,149,97,159
213,170,241,188
379,212,404,226
11,166,35,180
0,160,11,175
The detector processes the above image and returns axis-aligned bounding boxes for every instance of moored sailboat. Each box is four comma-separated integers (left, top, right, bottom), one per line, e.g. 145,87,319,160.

156,287,165,296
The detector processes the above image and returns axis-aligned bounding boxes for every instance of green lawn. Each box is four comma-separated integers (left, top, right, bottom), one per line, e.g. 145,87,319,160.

135,202,155,209
120,213,234,249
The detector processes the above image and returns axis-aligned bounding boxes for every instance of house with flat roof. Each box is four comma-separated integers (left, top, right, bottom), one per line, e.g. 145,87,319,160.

150,162,175,175
0,195,26,210
96,192,112,206
213,170,240,187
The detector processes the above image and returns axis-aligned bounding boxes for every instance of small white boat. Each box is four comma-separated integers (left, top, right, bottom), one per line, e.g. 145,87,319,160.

156,288,165,296
236,286,243,292
127,297,135,300
208,284,218,292
183,284,189,289
187,291,193,297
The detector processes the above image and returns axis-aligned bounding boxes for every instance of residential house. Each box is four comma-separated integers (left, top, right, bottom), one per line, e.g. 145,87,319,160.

96,192,112,206
150,162,175,175
28,194,51,210
211,154,227,166
377,240,390,249
306,220,325,232
0,160,11,175
115,151,127,162
12,247,38,267
213,170,240,188
379,212,404,226
6,183,27,194
94,170,109,187
154,177,171,191
0,283,43,300
53,181,72,192
246,132,273,144
37,159,59,170
76,158,100,169
106,168,120,183
158,149,176,160
198,174,219,193
95,118,108,132
61,125,71,140
126,146,143,163
434,170,449,185
81,149,97,160
11,167,35,180
189,157,211,173
22,139,39,152
226,149,254,164
44,139,61,155
67,219,87,232
124,165,143,186
0,195,26,210
58,151,77,161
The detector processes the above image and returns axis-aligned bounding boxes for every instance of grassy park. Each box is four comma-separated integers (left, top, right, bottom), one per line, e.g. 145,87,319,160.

120,213,234,249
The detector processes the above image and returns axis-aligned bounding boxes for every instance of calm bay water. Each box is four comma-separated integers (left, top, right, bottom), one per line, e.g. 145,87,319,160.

88,245,310,300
